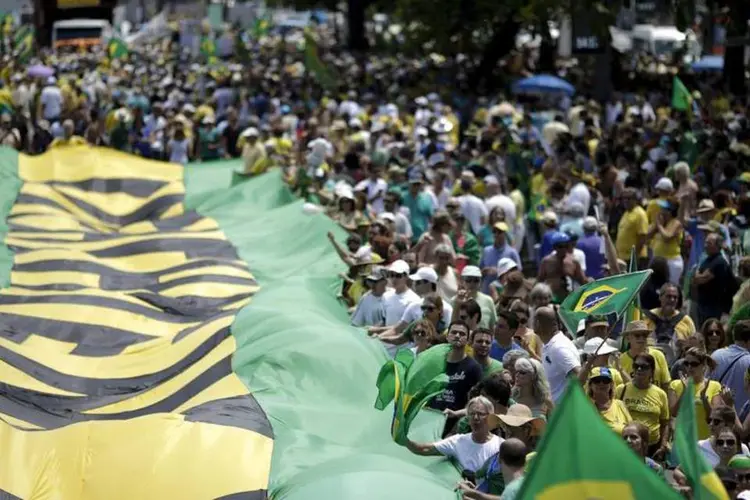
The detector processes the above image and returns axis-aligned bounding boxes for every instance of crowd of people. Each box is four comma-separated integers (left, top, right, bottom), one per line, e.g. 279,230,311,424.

2,19,750,500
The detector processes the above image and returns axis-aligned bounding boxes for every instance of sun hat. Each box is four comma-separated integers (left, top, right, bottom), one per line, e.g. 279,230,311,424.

696,198,717,213
623,320,651,335
496,257,518,277
583,337,619,356
489,404,545,435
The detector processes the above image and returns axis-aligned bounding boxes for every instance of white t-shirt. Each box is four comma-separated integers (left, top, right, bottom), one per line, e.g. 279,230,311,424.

459,194,489,235
401,298,453,327
567,183,591,216
427,186,450,211
698,439,750,467
354,178,388,215
40,86,63,120
383,288,420,326
351,291,387,327
437,266,459,304
434,433,503,472
542,332,581,403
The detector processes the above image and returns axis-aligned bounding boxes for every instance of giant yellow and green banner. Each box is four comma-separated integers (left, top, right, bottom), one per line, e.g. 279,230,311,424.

0,146,459,499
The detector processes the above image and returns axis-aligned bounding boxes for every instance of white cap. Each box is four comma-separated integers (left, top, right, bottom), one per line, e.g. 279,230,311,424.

461,265,482,278
389,260,410,274
542,210,558,225
484,175,500,186
583,337,619,356
655,177,674,192
241,127,259,137
496,257,518,277
379,212,396,222
409,267,438,284
349,118,363,128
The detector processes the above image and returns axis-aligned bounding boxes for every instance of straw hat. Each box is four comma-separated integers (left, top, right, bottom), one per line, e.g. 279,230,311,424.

623,320,651,335
489,404,545,436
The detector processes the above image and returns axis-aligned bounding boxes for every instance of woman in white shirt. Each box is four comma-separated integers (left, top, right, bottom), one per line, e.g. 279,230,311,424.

405,396,502,474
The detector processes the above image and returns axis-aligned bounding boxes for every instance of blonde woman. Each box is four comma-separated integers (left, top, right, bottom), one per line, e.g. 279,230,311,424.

511,357,553,420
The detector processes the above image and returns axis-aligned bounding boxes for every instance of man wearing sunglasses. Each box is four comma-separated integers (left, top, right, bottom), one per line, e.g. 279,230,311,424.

382,260,420,327
429,321,483,430
641,283,695,349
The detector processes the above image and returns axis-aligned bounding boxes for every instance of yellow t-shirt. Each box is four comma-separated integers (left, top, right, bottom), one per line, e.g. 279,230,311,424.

599,399,633,435
650,221,683,260
646,198,665,225
616,206,649,259
620,347,671,387
669,379,722,440
643,308,696,344
616,383,670,445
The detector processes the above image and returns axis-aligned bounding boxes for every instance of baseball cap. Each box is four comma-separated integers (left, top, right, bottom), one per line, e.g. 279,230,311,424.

551,232,571,246
586,315,609,328
496,257,518,277
583,337,619,356
656,199,673,210
729,456,750,470
589,366,614,381
379,212,396,222
366,266,387,282
541,211,558,225
389,260,410,275
409,267,438,284
583,216,598,231
461,265,482,278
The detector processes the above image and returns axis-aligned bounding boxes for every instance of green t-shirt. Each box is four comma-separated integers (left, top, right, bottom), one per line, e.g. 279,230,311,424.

474,292,497,329
482,358,504,378
499,475,525,500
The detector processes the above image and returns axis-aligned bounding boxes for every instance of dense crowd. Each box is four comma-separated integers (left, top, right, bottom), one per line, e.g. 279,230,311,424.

3,22,750,499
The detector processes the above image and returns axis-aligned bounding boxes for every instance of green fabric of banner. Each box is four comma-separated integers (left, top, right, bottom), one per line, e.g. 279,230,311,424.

183,162,460,499
0,148,21,287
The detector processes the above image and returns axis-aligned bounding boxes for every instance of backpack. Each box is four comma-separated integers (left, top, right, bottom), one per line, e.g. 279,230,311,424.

641,309,686,344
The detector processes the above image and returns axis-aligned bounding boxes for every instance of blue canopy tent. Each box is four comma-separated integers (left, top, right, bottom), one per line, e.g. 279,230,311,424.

691,55,724,72
512,74,575,96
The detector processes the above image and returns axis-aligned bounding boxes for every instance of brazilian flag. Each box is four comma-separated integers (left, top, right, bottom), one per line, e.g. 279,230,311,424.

252,14,272,39
107,36,128,59
0,146,464,499
558,270,652,336
13,25,34,63
200,35,217,62
518,381,683,499
374,344,450,444
674,380,730,499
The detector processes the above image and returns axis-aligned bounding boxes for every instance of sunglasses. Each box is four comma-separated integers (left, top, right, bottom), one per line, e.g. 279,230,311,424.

633,363,651,371
684,360,702,368
590,377,611,385
717,439,737,447
463,277,480,284
737,473,750,482
707,330,721,337
709,418,724,426
413,329,428,338
391,272,407,279
516,369,532,376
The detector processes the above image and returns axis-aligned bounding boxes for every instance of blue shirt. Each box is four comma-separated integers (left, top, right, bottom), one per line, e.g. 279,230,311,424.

577,233,605,280
710,344,750,413
489,340,522,363
479,244,522,294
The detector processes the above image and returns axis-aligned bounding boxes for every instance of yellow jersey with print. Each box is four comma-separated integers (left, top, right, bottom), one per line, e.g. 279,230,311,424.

616,383,670,445
616,206,649,259
643,308,696,345
669,379,722,440
599,399,633,435
620,347,671,387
